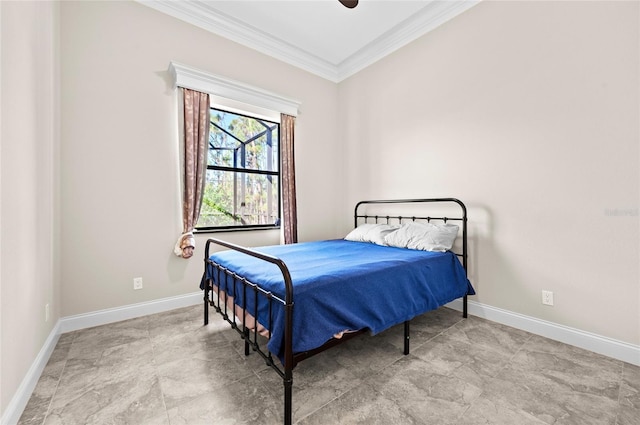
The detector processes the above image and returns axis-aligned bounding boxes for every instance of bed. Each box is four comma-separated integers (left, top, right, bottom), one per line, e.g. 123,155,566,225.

200,198,475,425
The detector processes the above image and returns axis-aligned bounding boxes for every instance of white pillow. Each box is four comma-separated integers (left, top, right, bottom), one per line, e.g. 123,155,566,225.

344,223,379,242
366,224,400,245
384,222,459,252
344,223,399,246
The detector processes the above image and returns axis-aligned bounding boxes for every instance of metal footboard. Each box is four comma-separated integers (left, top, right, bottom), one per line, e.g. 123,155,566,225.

203,237,295,425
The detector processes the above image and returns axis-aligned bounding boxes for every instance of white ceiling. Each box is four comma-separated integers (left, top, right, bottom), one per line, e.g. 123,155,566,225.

140,0,479,82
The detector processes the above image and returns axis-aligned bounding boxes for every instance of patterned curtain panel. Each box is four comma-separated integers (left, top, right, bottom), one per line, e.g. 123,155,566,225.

281,114,298,244
173,88,210,258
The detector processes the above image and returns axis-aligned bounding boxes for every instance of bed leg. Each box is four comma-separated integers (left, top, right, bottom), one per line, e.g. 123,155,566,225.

403,321,410,355
463,294,468,318
204,285,209,326
284,376,293,425
243,328,250,356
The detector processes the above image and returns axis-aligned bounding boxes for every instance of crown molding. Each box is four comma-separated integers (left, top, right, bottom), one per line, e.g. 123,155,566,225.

139,0,339,82
139,0,479,83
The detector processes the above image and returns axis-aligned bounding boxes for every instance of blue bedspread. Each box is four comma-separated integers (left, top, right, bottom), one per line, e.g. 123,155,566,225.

203,239,474,361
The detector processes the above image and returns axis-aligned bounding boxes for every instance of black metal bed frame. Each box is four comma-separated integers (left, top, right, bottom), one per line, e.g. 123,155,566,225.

202,198,470,425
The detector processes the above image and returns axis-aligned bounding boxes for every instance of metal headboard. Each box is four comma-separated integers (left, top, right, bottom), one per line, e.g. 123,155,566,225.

354,198,468,275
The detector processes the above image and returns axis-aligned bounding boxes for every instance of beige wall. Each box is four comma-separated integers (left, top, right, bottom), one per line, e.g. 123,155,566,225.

59,0,342,317
339,0,639,345
0,0,60,416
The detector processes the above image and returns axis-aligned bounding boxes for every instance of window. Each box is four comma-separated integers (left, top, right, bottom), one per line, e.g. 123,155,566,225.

196,107,280,231
168,61,300,235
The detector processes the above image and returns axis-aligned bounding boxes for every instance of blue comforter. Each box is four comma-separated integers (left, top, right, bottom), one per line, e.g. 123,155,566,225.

203,239,474,361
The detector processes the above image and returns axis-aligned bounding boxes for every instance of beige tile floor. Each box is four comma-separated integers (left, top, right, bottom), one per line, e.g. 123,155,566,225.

18,305,640,425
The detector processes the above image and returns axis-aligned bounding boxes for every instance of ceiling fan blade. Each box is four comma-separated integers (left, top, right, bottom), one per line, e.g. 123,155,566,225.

339,0,359,9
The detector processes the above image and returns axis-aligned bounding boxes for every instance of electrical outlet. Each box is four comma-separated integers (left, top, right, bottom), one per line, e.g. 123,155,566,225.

45,304,50,322
542,290,554,306
133,277,143,290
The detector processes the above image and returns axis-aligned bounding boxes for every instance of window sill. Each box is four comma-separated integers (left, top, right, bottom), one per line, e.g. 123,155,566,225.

194,225,280,234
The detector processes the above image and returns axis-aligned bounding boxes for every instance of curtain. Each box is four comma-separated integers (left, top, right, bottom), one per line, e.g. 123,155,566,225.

280,114,298,244
173,88,210,258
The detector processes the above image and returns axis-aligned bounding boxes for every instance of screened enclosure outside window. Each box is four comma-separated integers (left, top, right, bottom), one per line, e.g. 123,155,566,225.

196,108,280,230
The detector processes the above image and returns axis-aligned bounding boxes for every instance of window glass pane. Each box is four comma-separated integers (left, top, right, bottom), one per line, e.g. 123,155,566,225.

208,126,236,168
198,107,280,230
198,170,279,227
208,110,278,172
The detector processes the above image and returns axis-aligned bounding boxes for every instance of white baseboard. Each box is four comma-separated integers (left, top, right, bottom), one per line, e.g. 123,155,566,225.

1,321,61,425
59,291,202,333
1,291,202,425
446,298,640,367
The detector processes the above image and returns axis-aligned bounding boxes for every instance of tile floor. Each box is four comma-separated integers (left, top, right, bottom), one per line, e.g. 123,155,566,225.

18,305,640,425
